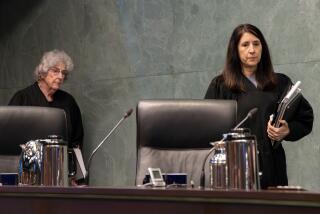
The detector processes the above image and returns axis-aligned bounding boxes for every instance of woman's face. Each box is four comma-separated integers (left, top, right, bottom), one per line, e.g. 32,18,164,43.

42,62,68,92
238,32,262,71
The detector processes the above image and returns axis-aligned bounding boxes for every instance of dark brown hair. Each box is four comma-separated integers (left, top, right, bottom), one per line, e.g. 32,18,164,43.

223,24,277,92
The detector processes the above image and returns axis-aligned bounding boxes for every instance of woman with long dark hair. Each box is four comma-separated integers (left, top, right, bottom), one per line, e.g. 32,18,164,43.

205,24,313,189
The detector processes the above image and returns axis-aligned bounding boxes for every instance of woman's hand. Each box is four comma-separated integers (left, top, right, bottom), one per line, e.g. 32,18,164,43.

267,119,290,141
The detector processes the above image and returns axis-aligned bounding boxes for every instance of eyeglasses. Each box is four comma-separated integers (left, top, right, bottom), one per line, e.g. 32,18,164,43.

49,67,69,77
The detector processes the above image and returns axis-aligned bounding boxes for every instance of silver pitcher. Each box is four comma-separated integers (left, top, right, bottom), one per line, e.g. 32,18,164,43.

224,128,260,190
19,135,69,186
40,135,68,186
209,140,227,189
19,139,42,185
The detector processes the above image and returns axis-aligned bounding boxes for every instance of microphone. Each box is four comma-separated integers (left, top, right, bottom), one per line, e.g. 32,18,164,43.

199,107,258,189
233,107,258,129
85,108,133,185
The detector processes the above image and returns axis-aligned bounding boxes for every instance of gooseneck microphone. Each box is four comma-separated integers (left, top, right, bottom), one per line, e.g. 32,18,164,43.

199,107,258,189
233,107,258,129
85,108,133,185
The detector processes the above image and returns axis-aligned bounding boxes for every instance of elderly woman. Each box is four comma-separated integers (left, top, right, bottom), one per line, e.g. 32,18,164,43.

9,49,84,149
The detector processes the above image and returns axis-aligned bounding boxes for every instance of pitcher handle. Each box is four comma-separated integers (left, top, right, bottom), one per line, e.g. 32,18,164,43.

68,149,77,177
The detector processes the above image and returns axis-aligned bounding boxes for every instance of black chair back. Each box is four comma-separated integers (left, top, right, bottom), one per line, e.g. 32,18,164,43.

136,99,237,186
0,106,68,155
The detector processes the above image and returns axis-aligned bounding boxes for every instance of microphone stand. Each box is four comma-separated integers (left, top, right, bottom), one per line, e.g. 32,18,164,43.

85,109,133,185
234,107,258,129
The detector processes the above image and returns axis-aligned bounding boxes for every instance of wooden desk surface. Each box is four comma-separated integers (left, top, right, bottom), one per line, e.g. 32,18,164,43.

1,186,320,214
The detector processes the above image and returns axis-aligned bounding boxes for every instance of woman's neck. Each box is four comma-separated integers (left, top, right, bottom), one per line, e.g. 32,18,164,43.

37,81,56,102
242,66,256,78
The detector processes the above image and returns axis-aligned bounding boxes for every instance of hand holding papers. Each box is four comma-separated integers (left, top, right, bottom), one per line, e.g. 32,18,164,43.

271,81,302,149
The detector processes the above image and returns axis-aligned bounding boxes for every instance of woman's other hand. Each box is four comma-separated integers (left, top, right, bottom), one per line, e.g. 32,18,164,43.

267,119,290,141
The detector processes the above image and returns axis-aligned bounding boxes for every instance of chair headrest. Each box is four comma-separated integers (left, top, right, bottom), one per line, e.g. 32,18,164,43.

136,99,237,149
0,106,67,155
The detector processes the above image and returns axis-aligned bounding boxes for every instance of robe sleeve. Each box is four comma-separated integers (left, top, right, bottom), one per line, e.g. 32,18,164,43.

284,95,314,141
8,91,26,105
204,76,225,99
70,100,84,149
276,74,314,142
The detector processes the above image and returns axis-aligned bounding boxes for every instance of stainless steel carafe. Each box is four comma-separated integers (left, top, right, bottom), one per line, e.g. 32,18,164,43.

40,135,68,186
19,135,69,186
209,141,227,189
224,128,260,190
19,139,42,185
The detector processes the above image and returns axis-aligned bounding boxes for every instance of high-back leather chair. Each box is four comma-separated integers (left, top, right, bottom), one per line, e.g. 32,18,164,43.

135,99,237,187
0,106,68,172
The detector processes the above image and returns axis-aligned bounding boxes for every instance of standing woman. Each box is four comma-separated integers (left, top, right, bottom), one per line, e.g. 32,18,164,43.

9,49,84,150
205,24,313,189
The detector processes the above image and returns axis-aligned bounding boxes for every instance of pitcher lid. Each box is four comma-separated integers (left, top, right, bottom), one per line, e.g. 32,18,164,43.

40,135,67,145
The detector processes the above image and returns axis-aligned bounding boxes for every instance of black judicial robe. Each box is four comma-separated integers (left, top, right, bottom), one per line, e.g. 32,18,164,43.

205,73,314,188
8,82,84,149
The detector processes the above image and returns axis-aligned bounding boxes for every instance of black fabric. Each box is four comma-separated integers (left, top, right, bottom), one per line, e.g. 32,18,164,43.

205,73,314,188
8,82,84,149
135,99,237,186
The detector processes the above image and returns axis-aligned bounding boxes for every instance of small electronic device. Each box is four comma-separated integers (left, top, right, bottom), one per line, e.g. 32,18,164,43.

148,167,166,187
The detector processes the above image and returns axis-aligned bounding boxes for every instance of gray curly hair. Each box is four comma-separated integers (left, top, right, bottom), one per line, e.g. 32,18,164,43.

34,49,74,81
